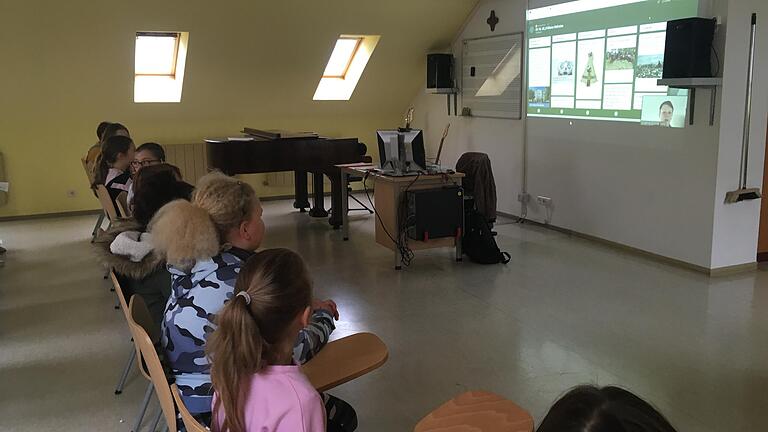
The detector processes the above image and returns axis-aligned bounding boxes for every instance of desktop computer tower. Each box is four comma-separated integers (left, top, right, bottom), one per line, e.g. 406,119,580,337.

662,17,717,78
405,187,463,241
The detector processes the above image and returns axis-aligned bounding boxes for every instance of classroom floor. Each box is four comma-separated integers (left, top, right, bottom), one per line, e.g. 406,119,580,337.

1,198,768,431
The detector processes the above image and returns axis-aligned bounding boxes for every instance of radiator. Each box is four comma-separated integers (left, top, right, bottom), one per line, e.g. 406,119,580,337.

164,143,208,185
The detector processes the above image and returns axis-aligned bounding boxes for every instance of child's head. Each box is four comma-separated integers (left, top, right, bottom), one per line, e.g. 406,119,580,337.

96,121,112,141
132,142,166,174
150,172,264,270
208,248,313,432
99,122,130,145
537,385,677,432
93,135,135,186
132,163,193,228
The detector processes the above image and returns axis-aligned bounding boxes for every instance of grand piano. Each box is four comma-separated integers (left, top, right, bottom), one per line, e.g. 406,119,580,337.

206,132,367,228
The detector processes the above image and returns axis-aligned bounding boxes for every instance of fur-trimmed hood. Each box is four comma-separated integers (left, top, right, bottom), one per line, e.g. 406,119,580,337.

93,220,165,280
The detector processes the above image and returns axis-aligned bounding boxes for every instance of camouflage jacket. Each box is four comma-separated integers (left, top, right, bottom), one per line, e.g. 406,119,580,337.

161,247,336,414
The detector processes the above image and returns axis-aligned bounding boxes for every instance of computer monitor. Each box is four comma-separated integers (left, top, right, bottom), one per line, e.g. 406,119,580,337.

376,129,426,173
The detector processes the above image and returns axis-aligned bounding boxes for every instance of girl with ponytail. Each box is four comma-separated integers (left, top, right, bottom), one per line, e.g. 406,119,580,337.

150,172,354,430
93,135,135,207
208,249,323,432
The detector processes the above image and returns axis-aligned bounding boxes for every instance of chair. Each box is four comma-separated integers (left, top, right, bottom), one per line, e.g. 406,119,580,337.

171,384,209,432
109,272,157,432
129,295,178,432
116,190,131,218
301,332,388,393
456,152,497,224
347,155,374,214
414,391,534,432
95,184,120,224
82,157,106,242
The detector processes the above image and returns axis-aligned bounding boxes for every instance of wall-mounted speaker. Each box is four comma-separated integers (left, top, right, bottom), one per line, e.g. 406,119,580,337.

427,53,454,89
662,17,717,78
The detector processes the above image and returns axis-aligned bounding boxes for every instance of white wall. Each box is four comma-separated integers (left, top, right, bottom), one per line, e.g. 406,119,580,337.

412,0,768,270
412,0,528,215
710,0,768,269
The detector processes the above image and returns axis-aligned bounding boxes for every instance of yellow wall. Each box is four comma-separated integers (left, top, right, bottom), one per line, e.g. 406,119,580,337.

0,0,475,217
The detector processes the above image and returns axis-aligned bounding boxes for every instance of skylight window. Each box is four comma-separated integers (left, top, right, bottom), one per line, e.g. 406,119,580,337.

314,35,380,101
322,37,362,78
134,31,189,103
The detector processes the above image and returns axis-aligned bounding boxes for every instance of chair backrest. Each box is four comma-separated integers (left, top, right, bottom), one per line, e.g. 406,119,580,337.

95,184,119,221
115,191,131,218
81,157,98,185
109,272,151,381
171,384,209,432
414,390,534,432
128,295,178,432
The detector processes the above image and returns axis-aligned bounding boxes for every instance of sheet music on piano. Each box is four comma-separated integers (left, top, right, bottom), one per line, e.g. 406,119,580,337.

242,128,319,140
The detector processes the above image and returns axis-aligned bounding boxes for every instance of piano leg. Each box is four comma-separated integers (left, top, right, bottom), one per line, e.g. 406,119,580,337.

309,172,328,218
329,174,343,229
293,171,310,212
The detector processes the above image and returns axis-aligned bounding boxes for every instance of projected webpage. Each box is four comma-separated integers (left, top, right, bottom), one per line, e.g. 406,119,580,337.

526,0,698,125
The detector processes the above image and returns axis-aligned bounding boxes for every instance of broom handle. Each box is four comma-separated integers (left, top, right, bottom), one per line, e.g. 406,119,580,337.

740,13,757,188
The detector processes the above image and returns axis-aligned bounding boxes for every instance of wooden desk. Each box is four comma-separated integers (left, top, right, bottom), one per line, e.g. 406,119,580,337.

338,163,464,269
302,332,388,393
414,391,534,432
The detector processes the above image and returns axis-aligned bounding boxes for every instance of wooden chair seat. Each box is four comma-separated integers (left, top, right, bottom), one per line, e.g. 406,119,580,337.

301,332,388,393
171,384,209,432
414,391,534,432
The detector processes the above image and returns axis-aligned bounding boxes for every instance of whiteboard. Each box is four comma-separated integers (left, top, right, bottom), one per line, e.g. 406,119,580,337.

462,33,524,119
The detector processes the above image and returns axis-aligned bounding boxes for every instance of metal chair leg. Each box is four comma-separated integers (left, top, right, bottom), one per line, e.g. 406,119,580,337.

115,351,135,394
132,383,154,432
91,212,105,243
149,408,163,432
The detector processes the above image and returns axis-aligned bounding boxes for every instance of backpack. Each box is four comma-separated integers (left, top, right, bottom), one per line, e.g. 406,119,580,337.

463,209,510,264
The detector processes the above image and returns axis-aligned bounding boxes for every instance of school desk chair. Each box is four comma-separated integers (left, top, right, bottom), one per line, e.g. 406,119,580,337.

171,384,209,432
95,184,120,226
115,190,131,218
81,157,106,243
301,332,388,393
414,390,534,432
110,272,158,432
129,294,178,432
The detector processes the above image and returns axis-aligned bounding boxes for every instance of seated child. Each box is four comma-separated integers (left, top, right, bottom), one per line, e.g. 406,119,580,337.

128,142,167,205
86,122,130,180
150,172,355,430
94,163,192,334
208,248,326,432
131,163,192,227
93,135,135,210
537,385,678,432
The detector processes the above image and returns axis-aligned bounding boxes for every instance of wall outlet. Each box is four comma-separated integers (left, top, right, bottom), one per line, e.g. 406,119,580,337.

66,189,77,198
536,195,552,206
517,193,530,203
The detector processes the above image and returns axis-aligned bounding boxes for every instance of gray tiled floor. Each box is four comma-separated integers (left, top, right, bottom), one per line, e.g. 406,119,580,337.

1,198,767,431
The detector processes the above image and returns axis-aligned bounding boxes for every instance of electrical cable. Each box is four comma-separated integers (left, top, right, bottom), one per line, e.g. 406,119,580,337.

711,45,721,77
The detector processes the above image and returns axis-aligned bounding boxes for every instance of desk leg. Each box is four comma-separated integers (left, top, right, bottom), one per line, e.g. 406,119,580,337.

340,171,349,240
309,172,328,218
293,171,309,212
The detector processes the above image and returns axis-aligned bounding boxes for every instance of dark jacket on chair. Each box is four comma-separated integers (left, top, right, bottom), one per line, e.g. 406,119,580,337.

93,220,171,336
456,152,497,222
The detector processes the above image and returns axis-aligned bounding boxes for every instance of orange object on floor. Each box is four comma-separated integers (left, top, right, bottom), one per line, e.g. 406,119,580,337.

414,390,534,432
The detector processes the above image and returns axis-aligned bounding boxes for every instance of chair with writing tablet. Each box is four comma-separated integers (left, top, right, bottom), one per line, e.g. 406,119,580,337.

414,390,534,432
301,332,388,393
129,295,179,432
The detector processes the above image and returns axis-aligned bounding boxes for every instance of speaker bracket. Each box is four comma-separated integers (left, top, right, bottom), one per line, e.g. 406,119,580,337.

657,77,722,126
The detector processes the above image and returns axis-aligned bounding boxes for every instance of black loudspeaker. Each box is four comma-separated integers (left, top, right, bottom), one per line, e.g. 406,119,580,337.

427,53,454,89
663,17,717,78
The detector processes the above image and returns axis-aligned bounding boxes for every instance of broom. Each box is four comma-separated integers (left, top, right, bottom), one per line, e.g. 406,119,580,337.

725,13,761,203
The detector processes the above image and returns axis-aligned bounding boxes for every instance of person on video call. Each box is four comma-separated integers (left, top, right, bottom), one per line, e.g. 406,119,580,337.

659,101,674,127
